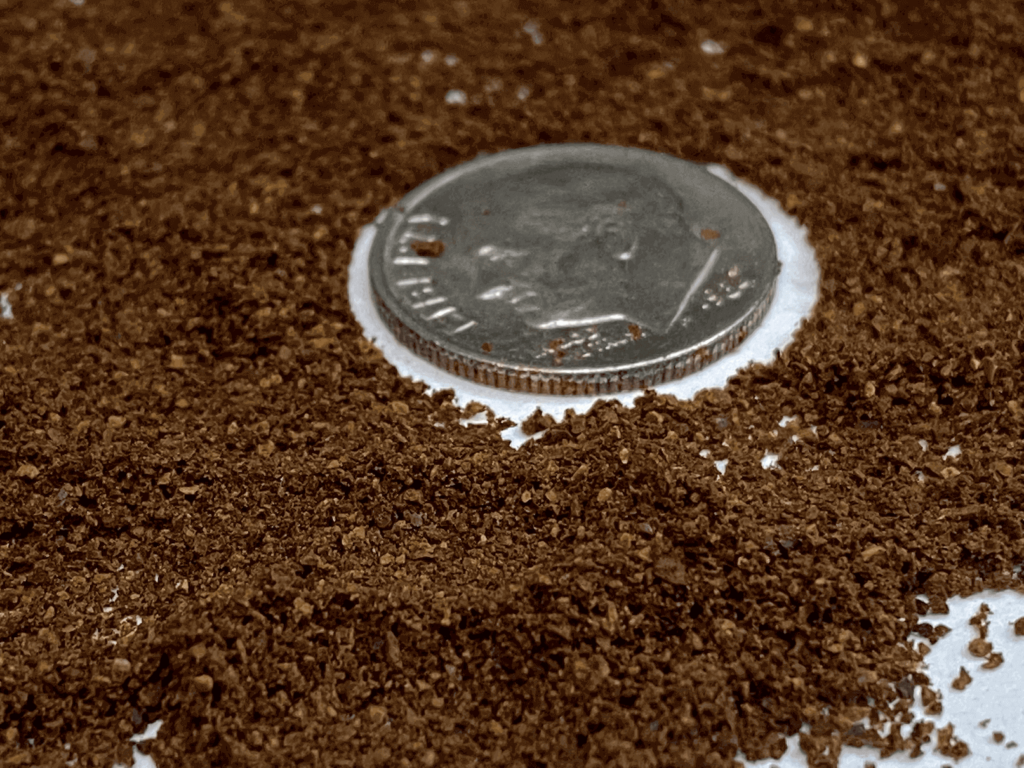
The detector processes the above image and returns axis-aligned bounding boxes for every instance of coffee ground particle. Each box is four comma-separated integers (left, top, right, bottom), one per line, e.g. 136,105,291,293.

2,1,1024,767
409,240,445,259
969,602,991,638
981,651,1004,670
522,408,557,436
936,724,970,760
951,667,972,691
968,637,993,658
921,686,943,717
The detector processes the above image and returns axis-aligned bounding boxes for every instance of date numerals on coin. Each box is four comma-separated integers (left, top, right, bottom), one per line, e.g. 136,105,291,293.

534,324,643,364
701,265,755,311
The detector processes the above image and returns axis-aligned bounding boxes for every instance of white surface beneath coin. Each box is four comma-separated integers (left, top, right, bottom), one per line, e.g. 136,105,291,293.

349,163,819,447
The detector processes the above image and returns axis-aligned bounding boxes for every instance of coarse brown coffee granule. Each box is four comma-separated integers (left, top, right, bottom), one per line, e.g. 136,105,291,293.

951,667,972,691
936,724,970,760
969,602,991,638
921,685,942,717
981,651,1004,670
2,1,1024,767
968,637,993,657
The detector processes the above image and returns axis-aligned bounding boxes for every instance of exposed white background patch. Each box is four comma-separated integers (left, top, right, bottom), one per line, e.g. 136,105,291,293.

112,720,163,768
444,89,467,105
742,591,1024,767
523,20,544,45
458,410,490,427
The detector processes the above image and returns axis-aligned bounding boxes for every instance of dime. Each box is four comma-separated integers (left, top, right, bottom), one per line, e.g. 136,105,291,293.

368,144,780,395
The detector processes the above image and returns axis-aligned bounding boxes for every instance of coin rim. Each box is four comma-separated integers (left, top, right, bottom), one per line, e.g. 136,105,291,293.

369,143,780,395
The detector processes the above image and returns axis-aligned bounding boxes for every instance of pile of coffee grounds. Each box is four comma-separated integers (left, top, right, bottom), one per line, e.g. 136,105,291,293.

2,1,1023,766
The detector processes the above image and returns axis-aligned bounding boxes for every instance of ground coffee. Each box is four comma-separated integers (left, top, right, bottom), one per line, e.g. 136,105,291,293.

1,1,1022,766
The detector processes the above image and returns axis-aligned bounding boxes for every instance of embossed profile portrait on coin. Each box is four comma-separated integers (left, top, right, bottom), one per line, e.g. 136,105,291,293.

370,144,779,393
449,166,720,335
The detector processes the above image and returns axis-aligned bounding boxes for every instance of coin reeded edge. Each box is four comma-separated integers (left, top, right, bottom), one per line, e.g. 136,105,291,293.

371,272,778,396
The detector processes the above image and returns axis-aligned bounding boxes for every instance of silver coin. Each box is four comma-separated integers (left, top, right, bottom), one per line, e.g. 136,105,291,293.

368,144,780,395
